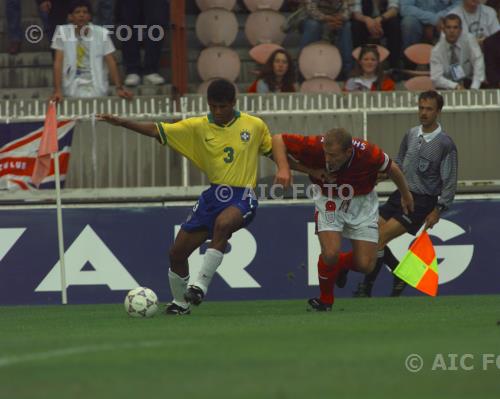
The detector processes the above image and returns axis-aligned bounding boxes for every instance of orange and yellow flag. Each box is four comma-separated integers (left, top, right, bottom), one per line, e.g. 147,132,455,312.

393,231,438,296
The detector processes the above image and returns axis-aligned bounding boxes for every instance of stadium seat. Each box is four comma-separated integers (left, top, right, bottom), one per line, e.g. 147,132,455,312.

244,10,286,46
198,79,239,95
403,76,434,91
298,42,342,80
243,0,284,12
300,78,341,93
196,0,236,11
195,8,239,47
197,46,241,82
248,43,284,64
404,43,433,65
352,45,390,63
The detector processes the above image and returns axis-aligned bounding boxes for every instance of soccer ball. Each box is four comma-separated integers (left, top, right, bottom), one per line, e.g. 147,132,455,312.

124,287,159,318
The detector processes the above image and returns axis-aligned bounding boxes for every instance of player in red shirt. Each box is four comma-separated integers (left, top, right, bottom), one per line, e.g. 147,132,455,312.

272,128,414,311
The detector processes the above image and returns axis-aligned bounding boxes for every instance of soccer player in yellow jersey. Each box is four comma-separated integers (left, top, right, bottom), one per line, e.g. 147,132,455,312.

97,79,287,315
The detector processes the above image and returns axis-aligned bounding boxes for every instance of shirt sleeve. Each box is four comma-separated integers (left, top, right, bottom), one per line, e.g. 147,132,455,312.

469,35,485,89
395,131,409,169
156,119,196,158
366,141,391,172
487,8,500,36
51,25,64,50
102,28,116,55
438,143,458,209
281,133,314,163
259,120,273,157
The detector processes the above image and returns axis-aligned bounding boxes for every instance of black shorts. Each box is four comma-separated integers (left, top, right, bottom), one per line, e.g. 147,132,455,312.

379,191,438,235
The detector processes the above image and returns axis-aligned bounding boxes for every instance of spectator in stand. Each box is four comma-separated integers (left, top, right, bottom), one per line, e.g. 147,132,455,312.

38,0,70,44
449,0,500,44
430,13,484,89
117,0,169,87
38,0,114,44
247,49,297,93
449,0,500,88
351,0,402,69
400,0,460,50
50,0,132,101
5,0,49,55
5,0,22,55
484,0,500,87
298,0,356,80
95,0,115,26
344,45,395,91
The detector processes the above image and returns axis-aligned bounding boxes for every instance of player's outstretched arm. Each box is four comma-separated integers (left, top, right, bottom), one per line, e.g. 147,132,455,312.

387,161,414,214
271,134,292,188
96,114,159,139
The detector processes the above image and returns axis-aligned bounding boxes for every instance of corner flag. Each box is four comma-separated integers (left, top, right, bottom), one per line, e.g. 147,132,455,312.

393,231,438,296
32,102,58,187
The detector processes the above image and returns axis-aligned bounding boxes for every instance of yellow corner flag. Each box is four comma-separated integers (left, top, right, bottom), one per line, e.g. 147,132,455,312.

393,231,438,296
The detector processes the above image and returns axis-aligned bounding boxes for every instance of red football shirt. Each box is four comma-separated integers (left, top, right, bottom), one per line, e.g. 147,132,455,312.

282,134,391,196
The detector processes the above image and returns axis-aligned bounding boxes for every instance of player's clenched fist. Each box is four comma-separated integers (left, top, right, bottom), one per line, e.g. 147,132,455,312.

274,167,292,188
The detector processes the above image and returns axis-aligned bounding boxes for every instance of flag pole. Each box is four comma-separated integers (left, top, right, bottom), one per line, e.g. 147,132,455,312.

53,150,67,304
32,100,67,304
52,150,67,304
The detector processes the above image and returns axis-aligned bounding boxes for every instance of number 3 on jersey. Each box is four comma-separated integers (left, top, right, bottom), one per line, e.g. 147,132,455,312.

223,146,234,163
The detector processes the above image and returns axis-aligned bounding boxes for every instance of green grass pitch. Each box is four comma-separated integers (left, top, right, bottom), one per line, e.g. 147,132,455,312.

1,295,499,399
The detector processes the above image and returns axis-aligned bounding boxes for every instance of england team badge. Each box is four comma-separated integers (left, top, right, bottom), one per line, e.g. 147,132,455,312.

325,200,336,223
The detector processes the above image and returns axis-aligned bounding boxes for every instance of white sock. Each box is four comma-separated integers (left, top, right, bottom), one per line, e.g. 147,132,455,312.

194,248,224,295
168,268,189,308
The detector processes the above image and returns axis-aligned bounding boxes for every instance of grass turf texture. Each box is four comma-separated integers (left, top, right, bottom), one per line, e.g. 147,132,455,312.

1,295,499,399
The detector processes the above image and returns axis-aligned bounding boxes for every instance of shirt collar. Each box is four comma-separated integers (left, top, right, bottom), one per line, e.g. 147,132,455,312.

207,110,241,127
418,123,442,142
447,39,462,50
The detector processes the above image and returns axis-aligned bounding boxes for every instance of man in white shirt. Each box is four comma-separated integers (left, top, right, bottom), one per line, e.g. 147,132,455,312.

50,0,132,101
449,0,500,44
430,13,485,89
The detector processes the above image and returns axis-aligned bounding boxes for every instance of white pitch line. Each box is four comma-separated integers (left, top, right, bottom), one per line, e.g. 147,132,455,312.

0,340,168,368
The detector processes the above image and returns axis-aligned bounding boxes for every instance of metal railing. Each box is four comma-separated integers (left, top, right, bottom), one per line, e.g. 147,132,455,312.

1,90,499,194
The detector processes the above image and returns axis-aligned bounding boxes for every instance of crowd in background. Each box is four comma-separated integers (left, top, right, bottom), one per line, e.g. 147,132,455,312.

3,0,500,100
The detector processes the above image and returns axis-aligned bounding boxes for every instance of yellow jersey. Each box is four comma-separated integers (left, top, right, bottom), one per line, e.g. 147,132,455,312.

156,111,272,188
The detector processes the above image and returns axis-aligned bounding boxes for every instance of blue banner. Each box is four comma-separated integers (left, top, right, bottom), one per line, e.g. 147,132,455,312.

0,199,498,305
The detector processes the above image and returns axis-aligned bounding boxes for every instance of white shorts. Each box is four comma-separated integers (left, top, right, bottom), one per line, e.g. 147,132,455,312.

314,190,379,243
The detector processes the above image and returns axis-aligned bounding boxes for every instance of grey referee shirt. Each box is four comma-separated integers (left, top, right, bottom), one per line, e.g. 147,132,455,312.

396,124,458,210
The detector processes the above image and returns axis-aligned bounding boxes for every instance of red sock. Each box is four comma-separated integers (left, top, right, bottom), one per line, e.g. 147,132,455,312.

317,255,339,305
336,251,354,272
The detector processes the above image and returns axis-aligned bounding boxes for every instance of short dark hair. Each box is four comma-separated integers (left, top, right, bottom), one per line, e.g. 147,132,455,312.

69,0,93,15
444,13,462,28
207,79,236,103
324,128,352,151
418,90,444,111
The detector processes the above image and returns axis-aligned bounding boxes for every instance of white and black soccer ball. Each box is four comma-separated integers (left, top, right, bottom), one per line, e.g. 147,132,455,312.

124,287,159,318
